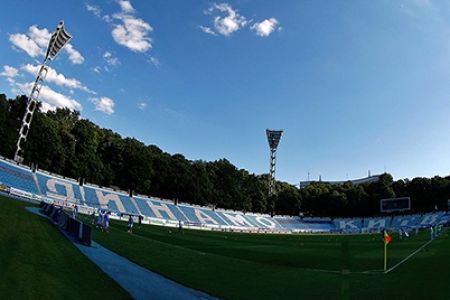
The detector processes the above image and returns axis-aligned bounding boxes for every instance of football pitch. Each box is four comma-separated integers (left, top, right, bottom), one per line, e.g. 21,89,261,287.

93,217,450,299
0,195,130,299
2,195,449,299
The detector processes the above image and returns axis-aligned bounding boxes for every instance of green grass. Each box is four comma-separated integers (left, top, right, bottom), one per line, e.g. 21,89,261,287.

2,192,448,300
92,218,450,300
0,195,131,300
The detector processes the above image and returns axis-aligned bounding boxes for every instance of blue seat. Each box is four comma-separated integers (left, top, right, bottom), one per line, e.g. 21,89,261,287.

178,206,227,225
2,157,446,233
0,160,39,194
363,217,391,230
134,197,185,221
334,218,362,232
84,185,139,215
391,215,421,228
35,172,82,201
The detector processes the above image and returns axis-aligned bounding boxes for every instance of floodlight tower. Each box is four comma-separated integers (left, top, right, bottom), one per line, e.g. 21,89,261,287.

266,129,283,216
14,21,72,163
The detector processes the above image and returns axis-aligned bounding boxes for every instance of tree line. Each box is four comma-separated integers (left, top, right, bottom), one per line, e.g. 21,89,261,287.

0,94,448,217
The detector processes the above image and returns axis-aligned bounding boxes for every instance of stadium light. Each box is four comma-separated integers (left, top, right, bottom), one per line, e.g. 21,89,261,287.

14,21,72,163
266,129,283,217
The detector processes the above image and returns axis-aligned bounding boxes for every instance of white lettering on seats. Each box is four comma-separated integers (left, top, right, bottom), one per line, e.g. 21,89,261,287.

194,209,218,225
46,178,75,201
222,213,253,227
148,201,176,220
95,190,126,213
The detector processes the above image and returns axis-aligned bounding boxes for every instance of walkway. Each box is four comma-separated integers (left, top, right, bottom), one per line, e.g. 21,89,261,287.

26,207,216,300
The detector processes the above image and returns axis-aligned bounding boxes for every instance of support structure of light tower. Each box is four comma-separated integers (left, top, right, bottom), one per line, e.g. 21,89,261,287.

14,21,72,163
266,129,283,216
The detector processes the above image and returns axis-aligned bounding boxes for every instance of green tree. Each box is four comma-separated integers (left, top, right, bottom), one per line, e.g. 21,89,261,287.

275,183,301,215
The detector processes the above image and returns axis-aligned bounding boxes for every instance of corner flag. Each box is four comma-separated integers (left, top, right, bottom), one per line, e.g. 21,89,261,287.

384,231,391,272
384,231,392,245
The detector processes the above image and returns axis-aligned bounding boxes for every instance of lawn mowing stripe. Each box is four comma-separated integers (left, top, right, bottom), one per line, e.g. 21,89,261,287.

110,222,400,275
109,219,430,272
91,217,450,299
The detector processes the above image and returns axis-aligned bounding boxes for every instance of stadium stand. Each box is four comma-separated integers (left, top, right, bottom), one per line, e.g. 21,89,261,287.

417,212,445,227
84,184,140,215
135,197,188,222
244,213,282,229
437,213,450,225
179,205,227,226
273,216,309,231
334,218,363,233
0,159,39,194
0,157,447,233
36,171,83,202
390,214,421,229
362,217,392,231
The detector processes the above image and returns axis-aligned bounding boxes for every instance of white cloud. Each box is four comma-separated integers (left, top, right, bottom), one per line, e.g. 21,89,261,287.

92,66,102,73
118,0,135,13
200,4,281,38
38,86,82,111
112,13,153,52
103,51,120,66
28,25,51,48
65,44,85,64
21,64,93,93
40,102,57,113
86,1,153,53
86,3,112,22
199,25,217,36
9,25,84,64
137,101,147,110
0,65,19,78
251,18,279,37
10,25,49,58
86,4,102,18
9,33,42,57
147,56,160,67
203,3,247,36
90,97,115,114
16,82,82,111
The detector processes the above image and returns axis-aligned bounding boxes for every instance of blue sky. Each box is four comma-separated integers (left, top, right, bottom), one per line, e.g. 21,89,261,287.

1,0,450,185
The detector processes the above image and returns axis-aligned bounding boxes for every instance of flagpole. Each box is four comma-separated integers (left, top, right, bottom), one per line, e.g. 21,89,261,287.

383,230,391,272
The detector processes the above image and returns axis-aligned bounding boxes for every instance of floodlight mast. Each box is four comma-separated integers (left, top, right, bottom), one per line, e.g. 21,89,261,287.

266,129,283,217
14,21,72,163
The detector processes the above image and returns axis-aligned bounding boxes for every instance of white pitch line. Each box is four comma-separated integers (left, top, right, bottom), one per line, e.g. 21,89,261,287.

384,238,434,274
300,268,384,275
301,268,343,274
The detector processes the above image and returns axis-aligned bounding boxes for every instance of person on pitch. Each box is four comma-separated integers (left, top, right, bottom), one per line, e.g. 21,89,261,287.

96,209,103,229
72,205,78,219
128,215,134,234
178,219,184,232
103,211,110,232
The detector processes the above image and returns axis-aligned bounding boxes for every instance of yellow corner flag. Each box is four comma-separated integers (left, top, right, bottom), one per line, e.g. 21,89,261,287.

384,231,392,272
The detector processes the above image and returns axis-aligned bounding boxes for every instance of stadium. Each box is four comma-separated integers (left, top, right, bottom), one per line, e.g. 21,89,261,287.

1,1,450,300
1,148,450,299
0,157,449,235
